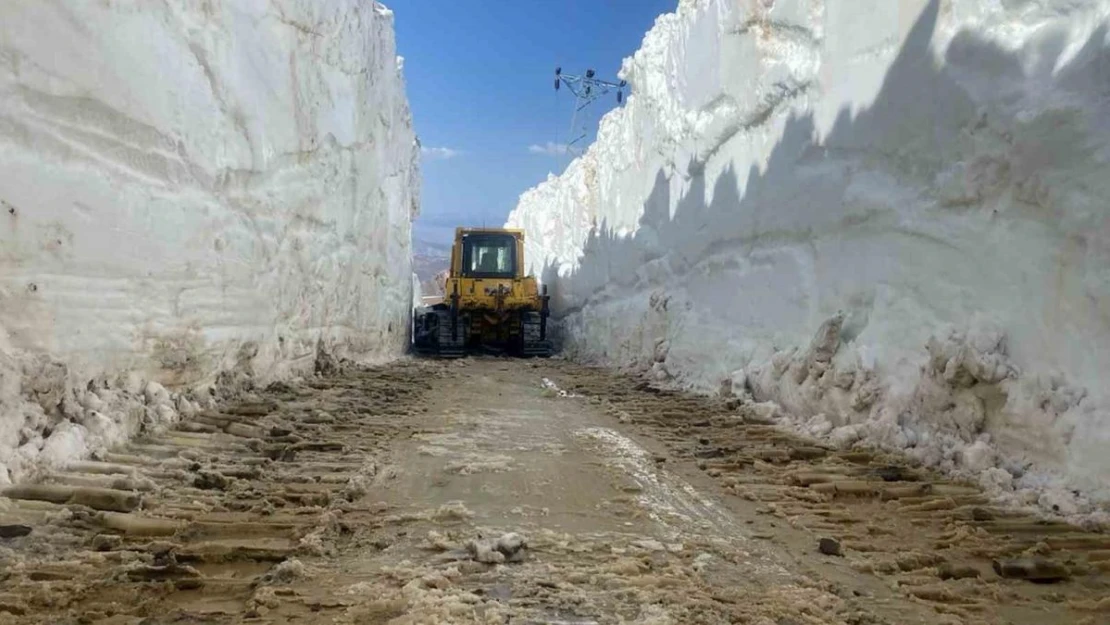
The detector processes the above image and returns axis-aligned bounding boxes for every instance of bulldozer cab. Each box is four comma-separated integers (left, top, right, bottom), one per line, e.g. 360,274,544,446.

453,229,522,279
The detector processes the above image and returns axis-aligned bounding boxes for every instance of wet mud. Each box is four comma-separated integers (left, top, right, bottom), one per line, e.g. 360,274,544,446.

0,357,1105,624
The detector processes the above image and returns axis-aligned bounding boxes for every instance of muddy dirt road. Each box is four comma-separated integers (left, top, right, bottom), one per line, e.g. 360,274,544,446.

1,357,1107,624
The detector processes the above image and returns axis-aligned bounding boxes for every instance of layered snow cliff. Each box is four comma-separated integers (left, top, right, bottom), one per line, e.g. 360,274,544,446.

0,1,419,484
508,0,1110,518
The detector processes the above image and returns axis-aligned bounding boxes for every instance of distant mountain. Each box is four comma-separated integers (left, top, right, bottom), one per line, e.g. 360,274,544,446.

412,238,450,298
413,237,452,258
414,252,449,279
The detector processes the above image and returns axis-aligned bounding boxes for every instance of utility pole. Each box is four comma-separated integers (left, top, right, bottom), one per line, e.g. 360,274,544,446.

553,67,626,156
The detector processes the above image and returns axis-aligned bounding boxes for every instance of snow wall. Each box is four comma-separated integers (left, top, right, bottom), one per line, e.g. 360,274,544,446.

508,0,1110,520
0,1,419,485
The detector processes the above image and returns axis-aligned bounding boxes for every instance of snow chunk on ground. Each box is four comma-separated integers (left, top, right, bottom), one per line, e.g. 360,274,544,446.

465,531,528,564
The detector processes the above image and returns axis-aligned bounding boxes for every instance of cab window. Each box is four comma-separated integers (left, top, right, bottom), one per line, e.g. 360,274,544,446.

461,234,516,278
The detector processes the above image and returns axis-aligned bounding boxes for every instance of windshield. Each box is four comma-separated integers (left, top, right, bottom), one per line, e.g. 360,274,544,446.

461,234,516,278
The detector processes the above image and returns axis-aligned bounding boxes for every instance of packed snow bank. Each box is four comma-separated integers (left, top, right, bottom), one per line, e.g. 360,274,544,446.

0,1,419,484
508,0,1110,519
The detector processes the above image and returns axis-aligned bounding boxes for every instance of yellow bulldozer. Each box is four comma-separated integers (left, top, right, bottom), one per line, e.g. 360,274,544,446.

412,227,552,357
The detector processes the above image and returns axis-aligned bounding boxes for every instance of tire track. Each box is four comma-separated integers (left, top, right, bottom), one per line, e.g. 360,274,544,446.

0,360,439,624
554,363,1110,625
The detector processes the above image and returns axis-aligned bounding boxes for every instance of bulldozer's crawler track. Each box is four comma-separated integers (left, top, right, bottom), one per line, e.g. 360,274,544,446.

413,308,466,358
438,308,467,358
521,311,553,357
414,308,550,358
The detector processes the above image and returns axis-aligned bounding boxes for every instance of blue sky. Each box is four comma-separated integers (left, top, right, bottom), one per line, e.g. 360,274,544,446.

392,0,677,249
